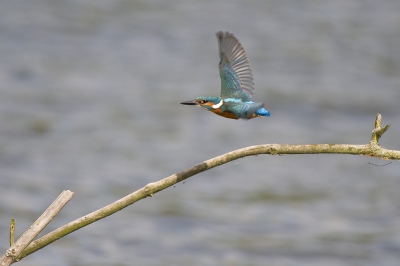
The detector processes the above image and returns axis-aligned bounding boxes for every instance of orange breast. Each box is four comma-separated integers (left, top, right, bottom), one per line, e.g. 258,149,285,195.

212,109,239,120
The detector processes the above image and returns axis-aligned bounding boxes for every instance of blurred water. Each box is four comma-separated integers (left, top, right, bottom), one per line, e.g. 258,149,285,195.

0,0,400,265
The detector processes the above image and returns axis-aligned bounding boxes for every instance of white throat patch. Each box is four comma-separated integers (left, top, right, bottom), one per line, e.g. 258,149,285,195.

212,99,224,109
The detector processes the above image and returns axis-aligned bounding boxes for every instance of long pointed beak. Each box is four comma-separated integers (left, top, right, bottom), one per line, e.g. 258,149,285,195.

180,100,198,105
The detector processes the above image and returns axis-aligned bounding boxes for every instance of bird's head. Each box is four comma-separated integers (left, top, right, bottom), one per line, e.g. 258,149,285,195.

180,96,223,112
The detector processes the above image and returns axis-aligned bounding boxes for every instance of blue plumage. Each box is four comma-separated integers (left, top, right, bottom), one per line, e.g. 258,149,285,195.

181,31,270,120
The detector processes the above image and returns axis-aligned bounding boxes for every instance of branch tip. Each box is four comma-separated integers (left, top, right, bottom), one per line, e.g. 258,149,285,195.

9,219,15,247
370,113,390,144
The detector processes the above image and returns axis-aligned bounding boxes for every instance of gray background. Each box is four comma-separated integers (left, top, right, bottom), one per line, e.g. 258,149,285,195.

1,1,400,265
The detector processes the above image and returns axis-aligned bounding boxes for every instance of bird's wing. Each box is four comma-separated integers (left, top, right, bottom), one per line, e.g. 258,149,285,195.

216,31,254,101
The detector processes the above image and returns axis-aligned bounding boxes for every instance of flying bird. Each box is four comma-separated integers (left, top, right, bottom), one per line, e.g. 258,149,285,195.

180,31,270,120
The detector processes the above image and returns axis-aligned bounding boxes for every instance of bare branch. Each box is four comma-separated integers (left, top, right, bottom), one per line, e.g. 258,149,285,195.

15,114,400,262
0,190,74,265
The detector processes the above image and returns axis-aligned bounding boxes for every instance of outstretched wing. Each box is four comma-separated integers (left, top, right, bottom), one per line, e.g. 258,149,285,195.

216,31,254,101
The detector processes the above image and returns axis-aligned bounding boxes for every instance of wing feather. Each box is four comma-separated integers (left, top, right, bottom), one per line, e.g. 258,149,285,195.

216,31,254,101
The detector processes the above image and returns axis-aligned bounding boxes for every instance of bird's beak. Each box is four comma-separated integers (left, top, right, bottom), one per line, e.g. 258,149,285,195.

180,100,198,105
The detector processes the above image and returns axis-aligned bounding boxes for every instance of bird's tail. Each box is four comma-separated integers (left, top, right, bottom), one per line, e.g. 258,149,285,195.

255,108,270,117
246,102,270,118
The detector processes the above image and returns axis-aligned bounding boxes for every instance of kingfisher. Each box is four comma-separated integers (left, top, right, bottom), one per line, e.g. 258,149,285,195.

180,31,270,120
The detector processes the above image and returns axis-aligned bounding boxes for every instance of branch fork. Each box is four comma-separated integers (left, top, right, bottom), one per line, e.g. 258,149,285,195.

370,113,391,145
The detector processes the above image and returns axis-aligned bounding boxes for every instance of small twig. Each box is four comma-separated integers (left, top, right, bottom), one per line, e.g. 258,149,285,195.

9,219,15,247
0,190,74,266
370,113,391,144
